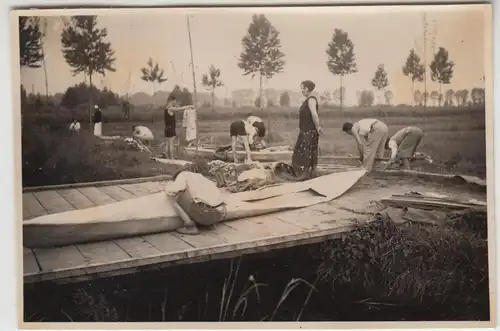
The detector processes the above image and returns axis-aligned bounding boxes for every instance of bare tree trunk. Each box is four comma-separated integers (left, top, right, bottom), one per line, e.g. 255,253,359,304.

340,75,344,111
89,74,93,126
411,80,415,106
211,87,215,113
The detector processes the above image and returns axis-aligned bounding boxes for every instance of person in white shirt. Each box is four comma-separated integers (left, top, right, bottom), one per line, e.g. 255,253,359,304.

383,126,424,170
228,115,267,164
342,118,389,172
132,125,154,148
69,118,80,132
164,169,227,235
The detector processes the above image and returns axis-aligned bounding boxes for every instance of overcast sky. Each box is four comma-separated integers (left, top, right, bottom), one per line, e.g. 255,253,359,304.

19,4,487,105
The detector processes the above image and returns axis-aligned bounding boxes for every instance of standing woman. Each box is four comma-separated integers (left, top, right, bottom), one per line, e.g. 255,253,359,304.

92,105,102,136
164,95,195,159
290,80,323,180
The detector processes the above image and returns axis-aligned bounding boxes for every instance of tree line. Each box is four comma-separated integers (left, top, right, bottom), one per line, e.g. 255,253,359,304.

19,14,485,120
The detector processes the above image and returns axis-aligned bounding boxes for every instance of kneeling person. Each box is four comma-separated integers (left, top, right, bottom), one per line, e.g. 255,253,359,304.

132,124,154,148
383,126,424,170
165,169,227,235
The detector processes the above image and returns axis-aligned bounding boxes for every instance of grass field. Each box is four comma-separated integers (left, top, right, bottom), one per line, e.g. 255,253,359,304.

21,104,486,187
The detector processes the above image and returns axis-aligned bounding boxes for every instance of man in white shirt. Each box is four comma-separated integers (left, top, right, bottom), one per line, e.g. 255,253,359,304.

383,126,424,170
342,118,389,172
132,125,154,148
164,169,226,235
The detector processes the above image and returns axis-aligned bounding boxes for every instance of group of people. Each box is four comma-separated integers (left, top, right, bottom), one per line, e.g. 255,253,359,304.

224,79,425,181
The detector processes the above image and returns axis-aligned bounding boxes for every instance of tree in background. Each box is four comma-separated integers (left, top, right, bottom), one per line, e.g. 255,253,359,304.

371,64,389,105
170,85,194,106
279,91,290,107
140,58,167,108
413,90,422,106
444,89,455,107
429,47,454,107
238,14,285,132
201,65,224,113
320,91,332,106
422,92,429,106
326,29,357,110
430,91,439,106
384,90,394,106
402,49,425,106
61,15,116,124
332,87,345,107
357,90,374,107
470,88,485,107
60,86,80,110
19,16,43,68
455,89,469,107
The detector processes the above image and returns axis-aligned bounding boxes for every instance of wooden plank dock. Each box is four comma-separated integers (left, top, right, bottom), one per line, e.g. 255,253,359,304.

21,174,487,285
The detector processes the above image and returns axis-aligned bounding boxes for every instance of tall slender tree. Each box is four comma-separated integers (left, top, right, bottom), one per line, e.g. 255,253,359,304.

140,58,167,108
201,65,224,113
371,64,389,105
61,16,116,124
238,14,285,132
429,47,454,107
326,29,357,110
402,49,425,106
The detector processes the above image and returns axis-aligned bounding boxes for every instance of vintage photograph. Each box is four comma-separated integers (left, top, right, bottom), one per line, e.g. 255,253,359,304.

17,3,492,325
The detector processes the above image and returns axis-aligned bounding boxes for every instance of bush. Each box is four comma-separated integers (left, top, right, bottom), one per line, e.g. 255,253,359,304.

21,123,160,187
316,211,489,320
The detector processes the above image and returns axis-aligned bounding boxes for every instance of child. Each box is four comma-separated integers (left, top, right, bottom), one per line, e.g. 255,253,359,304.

69,118,80,132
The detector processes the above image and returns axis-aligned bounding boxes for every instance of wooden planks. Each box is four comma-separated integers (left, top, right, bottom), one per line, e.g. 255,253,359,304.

22,193,47,219
78,187,117,206
23,248,40,275
57,188,96,209
99,185,136,201
32,191,74,214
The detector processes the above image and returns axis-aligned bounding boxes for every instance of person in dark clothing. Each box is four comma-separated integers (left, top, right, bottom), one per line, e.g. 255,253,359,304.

164,95,195,159
287,80,323,181
228,115,267,164
92,105,103,136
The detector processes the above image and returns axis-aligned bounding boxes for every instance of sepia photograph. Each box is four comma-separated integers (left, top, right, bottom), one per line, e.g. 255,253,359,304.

15,2,493,327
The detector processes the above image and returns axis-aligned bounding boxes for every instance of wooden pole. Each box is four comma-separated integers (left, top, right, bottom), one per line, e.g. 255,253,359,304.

186,14,200,159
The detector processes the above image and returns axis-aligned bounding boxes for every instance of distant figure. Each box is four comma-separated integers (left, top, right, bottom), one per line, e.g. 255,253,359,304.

383,126,425,171
342,118,389,172
229,115,267,164
122,100,131,120
132,124,154,148
92,105,103,136
164,95,196,159
69,118,81,132
289,80,323,180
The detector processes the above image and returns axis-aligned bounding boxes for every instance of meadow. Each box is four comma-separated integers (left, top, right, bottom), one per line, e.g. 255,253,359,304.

22,103,490,321
21,103,486,187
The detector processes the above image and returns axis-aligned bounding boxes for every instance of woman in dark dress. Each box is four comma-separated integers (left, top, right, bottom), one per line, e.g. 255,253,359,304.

289,80,323,180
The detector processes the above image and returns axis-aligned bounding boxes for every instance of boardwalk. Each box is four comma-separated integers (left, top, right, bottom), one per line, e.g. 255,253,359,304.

22,173,486,285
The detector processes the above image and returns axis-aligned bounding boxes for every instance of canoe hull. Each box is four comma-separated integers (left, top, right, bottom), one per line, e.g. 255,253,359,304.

23,170,368,248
